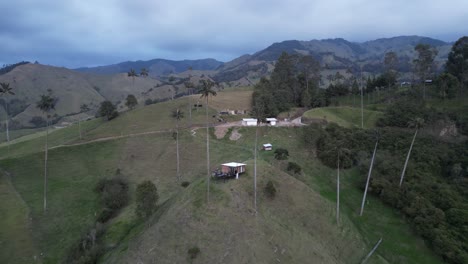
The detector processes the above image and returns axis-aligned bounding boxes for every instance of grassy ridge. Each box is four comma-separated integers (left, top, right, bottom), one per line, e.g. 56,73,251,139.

0,173,38,263
0,93,443,264
303,106,383,128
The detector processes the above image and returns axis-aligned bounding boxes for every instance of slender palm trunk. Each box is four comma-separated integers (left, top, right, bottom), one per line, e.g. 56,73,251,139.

176,119,180,181
78,118,82,140
43,117,49,212
336,152,340,225
5,101,10,155
360,140,378,216
399,129,418,187
206,97,210,203
360,87,364,128
254,124,258,215
188,96,192,127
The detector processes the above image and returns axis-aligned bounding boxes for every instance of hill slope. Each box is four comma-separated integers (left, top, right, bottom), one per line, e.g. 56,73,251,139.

0,93,444,264
75,58,223,76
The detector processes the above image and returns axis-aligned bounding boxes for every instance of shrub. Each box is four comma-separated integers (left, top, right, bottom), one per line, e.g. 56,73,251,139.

274,148,289,160
29,116,47,127
96,208,116,223
66,224,106,264
287,162,302,174
94,178,129,210
188,246,200,260
135,180,159,219
181,181,190,188
145,98,153,105
264,180,277,198
98,100,118,120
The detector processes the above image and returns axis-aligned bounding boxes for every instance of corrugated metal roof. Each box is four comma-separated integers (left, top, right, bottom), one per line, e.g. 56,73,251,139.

222,162,246,167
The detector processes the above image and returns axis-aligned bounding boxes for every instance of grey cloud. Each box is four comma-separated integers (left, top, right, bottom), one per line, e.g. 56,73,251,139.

1,0,467,68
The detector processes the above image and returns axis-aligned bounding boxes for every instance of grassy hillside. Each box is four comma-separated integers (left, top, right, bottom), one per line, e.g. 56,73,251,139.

0,94,443,264
303,106,383,128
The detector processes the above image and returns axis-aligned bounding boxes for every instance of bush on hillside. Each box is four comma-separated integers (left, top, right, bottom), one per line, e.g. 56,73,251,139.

181,181,190,188
94,178,129,210
264,180,277,198
274,148,289,160
187,246,200,260
65,223,106,264
287,162,302,174
135,180,159,219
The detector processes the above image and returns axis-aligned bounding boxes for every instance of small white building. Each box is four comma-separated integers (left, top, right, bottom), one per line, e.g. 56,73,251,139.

266,118,278,126
242,118,258,126
263,143,272,151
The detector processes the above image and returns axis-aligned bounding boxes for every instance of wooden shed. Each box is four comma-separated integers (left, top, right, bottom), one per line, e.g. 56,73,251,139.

221,162,246,179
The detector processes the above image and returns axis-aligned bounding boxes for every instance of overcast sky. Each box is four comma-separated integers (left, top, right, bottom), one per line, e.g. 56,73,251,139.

1,0,467,68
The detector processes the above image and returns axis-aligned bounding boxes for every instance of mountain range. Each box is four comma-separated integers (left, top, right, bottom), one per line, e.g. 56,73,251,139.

0,35,455,129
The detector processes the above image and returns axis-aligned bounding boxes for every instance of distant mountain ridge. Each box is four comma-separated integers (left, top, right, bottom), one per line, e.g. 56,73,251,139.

212,35,453,84
75,58,223,76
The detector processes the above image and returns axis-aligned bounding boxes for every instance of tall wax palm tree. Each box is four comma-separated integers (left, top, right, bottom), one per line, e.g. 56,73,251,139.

360,130,380,216
171,108,184,181
184,81,194,126
36,93,56,212
399,117,424,187
198,79,217,203
128,69,138,87
0,82,15,145
140,68,149,77
334,145,350,225
252,100,265,215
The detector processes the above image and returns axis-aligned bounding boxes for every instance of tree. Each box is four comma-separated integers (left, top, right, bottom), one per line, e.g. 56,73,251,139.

297,55,320,106
36,92,57,212
125,94,138,110
264,180,276,198
135,180,158,219
128,69,138,86
399,117,424,187
360,131,379,216
171,108,184,181
436,73,459,99
446,36,468,94
98,101,118,120
198,79,217,203
333,145,350,225
383,51,399,87
413,44,438,99
184,81,195,126
270,52,296,112
140,68,149,77
0,82,15,145
274,148,289,160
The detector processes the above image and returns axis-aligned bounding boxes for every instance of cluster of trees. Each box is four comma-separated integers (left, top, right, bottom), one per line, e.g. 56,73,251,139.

66,178,159,263
0,61,29,75
252,52,326,118
312,122,468,263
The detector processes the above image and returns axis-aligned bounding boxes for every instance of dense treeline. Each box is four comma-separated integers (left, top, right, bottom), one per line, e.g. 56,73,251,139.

0,61,30,75
252,52,329,118
306,37,468,263
311,123,468,263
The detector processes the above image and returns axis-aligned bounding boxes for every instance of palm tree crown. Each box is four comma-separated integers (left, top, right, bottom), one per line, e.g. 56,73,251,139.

171,108,184,121
140,68,149,77
198,79,217,99
37,95,56,114
0,82,15,95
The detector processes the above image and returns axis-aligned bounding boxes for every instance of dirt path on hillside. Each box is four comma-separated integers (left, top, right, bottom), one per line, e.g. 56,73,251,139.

49,117,303,151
